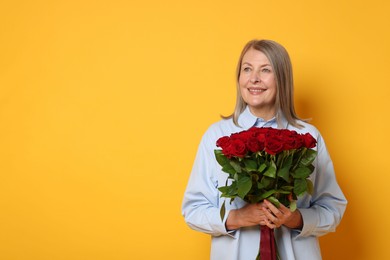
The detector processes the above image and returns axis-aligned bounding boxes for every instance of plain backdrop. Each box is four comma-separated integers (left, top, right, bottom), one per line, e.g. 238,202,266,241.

1,0,389,259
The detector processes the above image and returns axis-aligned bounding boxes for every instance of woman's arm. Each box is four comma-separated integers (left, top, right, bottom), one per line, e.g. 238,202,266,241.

296,132,347,237
182,133,230,236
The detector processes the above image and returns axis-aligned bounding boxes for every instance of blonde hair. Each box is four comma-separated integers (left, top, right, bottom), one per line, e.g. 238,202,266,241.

223,39,304,128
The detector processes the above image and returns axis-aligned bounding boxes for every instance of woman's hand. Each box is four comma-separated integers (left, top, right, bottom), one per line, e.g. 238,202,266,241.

261,199,303,230
226,202,268,230
225,200,303,231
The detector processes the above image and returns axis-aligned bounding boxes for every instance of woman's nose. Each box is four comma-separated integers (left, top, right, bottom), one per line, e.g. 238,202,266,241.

250,73,260,83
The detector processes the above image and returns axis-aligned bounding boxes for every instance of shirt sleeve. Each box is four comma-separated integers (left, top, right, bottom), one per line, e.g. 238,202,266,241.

296,132,347,237
181,131,233,237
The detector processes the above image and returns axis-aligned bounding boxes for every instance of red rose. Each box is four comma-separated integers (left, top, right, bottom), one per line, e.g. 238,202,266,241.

246,137,263,153
216,136,230,149
302,133,317,148
265,136,284,155
250,127,269,136
264,127,278,137
225,139,247,158
280,129,298,138
232,130,253,141
216,128,316,157
281,136,297,150
280,130,304,150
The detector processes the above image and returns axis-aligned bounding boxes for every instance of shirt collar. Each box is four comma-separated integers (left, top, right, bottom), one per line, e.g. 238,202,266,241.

237,106,258,128
237,106,289,129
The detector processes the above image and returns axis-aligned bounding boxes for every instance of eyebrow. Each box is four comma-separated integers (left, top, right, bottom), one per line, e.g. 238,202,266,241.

241,62,271,67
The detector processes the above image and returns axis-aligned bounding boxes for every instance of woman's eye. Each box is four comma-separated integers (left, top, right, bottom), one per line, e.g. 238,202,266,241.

262,68,271,73
242,67,251,72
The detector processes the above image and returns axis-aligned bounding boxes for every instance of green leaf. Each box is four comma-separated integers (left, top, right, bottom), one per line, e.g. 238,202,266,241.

218,181,238,198
277,154,294,182
215,150,237,175
280,185,294,191
294,178,307,196
229,160,242,173
300,149,317,166
267,196,280,208
277,166,290,182
260,176,273,189
258,163,267,173
244,159,258,172
305,164,315,174
264,160,276,178
282,154,293,167
289,200,297,212
218,186,229,193
306,179,314,195
221,164,236,175
227,182,238,196
220,200,226,221
276,189,291,195
291,166,312,178
237,176,252,199
214,150,229,166
260,189,277,199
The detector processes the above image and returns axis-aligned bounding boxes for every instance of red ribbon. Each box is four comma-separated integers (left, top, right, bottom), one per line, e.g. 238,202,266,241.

260,225,276,260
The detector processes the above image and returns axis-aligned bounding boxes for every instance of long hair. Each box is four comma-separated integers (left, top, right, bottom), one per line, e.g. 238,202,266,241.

223,39,304,128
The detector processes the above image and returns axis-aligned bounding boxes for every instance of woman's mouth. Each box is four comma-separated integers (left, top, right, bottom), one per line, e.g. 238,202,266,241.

248,88,266,94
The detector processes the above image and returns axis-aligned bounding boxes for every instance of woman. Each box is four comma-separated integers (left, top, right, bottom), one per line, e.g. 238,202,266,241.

182,39,347,260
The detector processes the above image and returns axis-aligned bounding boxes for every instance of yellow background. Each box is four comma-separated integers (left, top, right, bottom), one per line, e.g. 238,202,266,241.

1,0,389,259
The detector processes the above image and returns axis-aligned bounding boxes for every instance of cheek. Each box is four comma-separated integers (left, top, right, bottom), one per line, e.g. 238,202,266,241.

270,88,277,102
238,77,247,89
239,86,246,98
264,75,276,85
238,74,248,86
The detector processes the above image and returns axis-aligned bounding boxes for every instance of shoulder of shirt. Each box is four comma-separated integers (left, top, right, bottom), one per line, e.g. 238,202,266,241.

208,117,236,130
200,117,243,146
290,120,324,141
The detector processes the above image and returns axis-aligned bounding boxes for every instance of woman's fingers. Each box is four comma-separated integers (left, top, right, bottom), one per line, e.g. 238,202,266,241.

262,199,293,228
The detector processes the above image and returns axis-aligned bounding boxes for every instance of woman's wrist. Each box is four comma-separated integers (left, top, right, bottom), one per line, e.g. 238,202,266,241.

225,209,241,231
284,209,303,230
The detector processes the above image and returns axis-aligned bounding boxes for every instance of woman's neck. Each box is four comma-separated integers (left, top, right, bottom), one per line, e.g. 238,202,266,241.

248,106,276,121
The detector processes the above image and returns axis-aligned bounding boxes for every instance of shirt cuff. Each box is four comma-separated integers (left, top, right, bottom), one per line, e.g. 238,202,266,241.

295,207,318,237
223,209,238,238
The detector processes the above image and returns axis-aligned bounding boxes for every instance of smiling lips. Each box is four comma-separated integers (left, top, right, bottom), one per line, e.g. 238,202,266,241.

248,87,266,94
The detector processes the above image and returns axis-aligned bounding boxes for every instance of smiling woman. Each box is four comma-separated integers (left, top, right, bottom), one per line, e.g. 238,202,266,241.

239,48,277,120
224,40,300,129
181,39,347,260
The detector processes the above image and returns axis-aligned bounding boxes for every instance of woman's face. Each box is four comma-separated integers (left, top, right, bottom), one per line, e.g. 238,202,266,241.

239,48,277,120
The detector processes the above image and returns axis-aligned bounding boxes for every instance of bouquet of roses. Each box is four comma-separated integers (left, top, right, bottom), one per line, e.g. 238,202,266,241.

214,127,317,260
215,127,317,220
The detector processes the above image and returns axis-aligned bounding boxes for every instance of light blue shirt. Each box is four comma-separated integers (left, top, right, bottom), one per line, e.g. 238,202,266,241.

182,107,347,260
